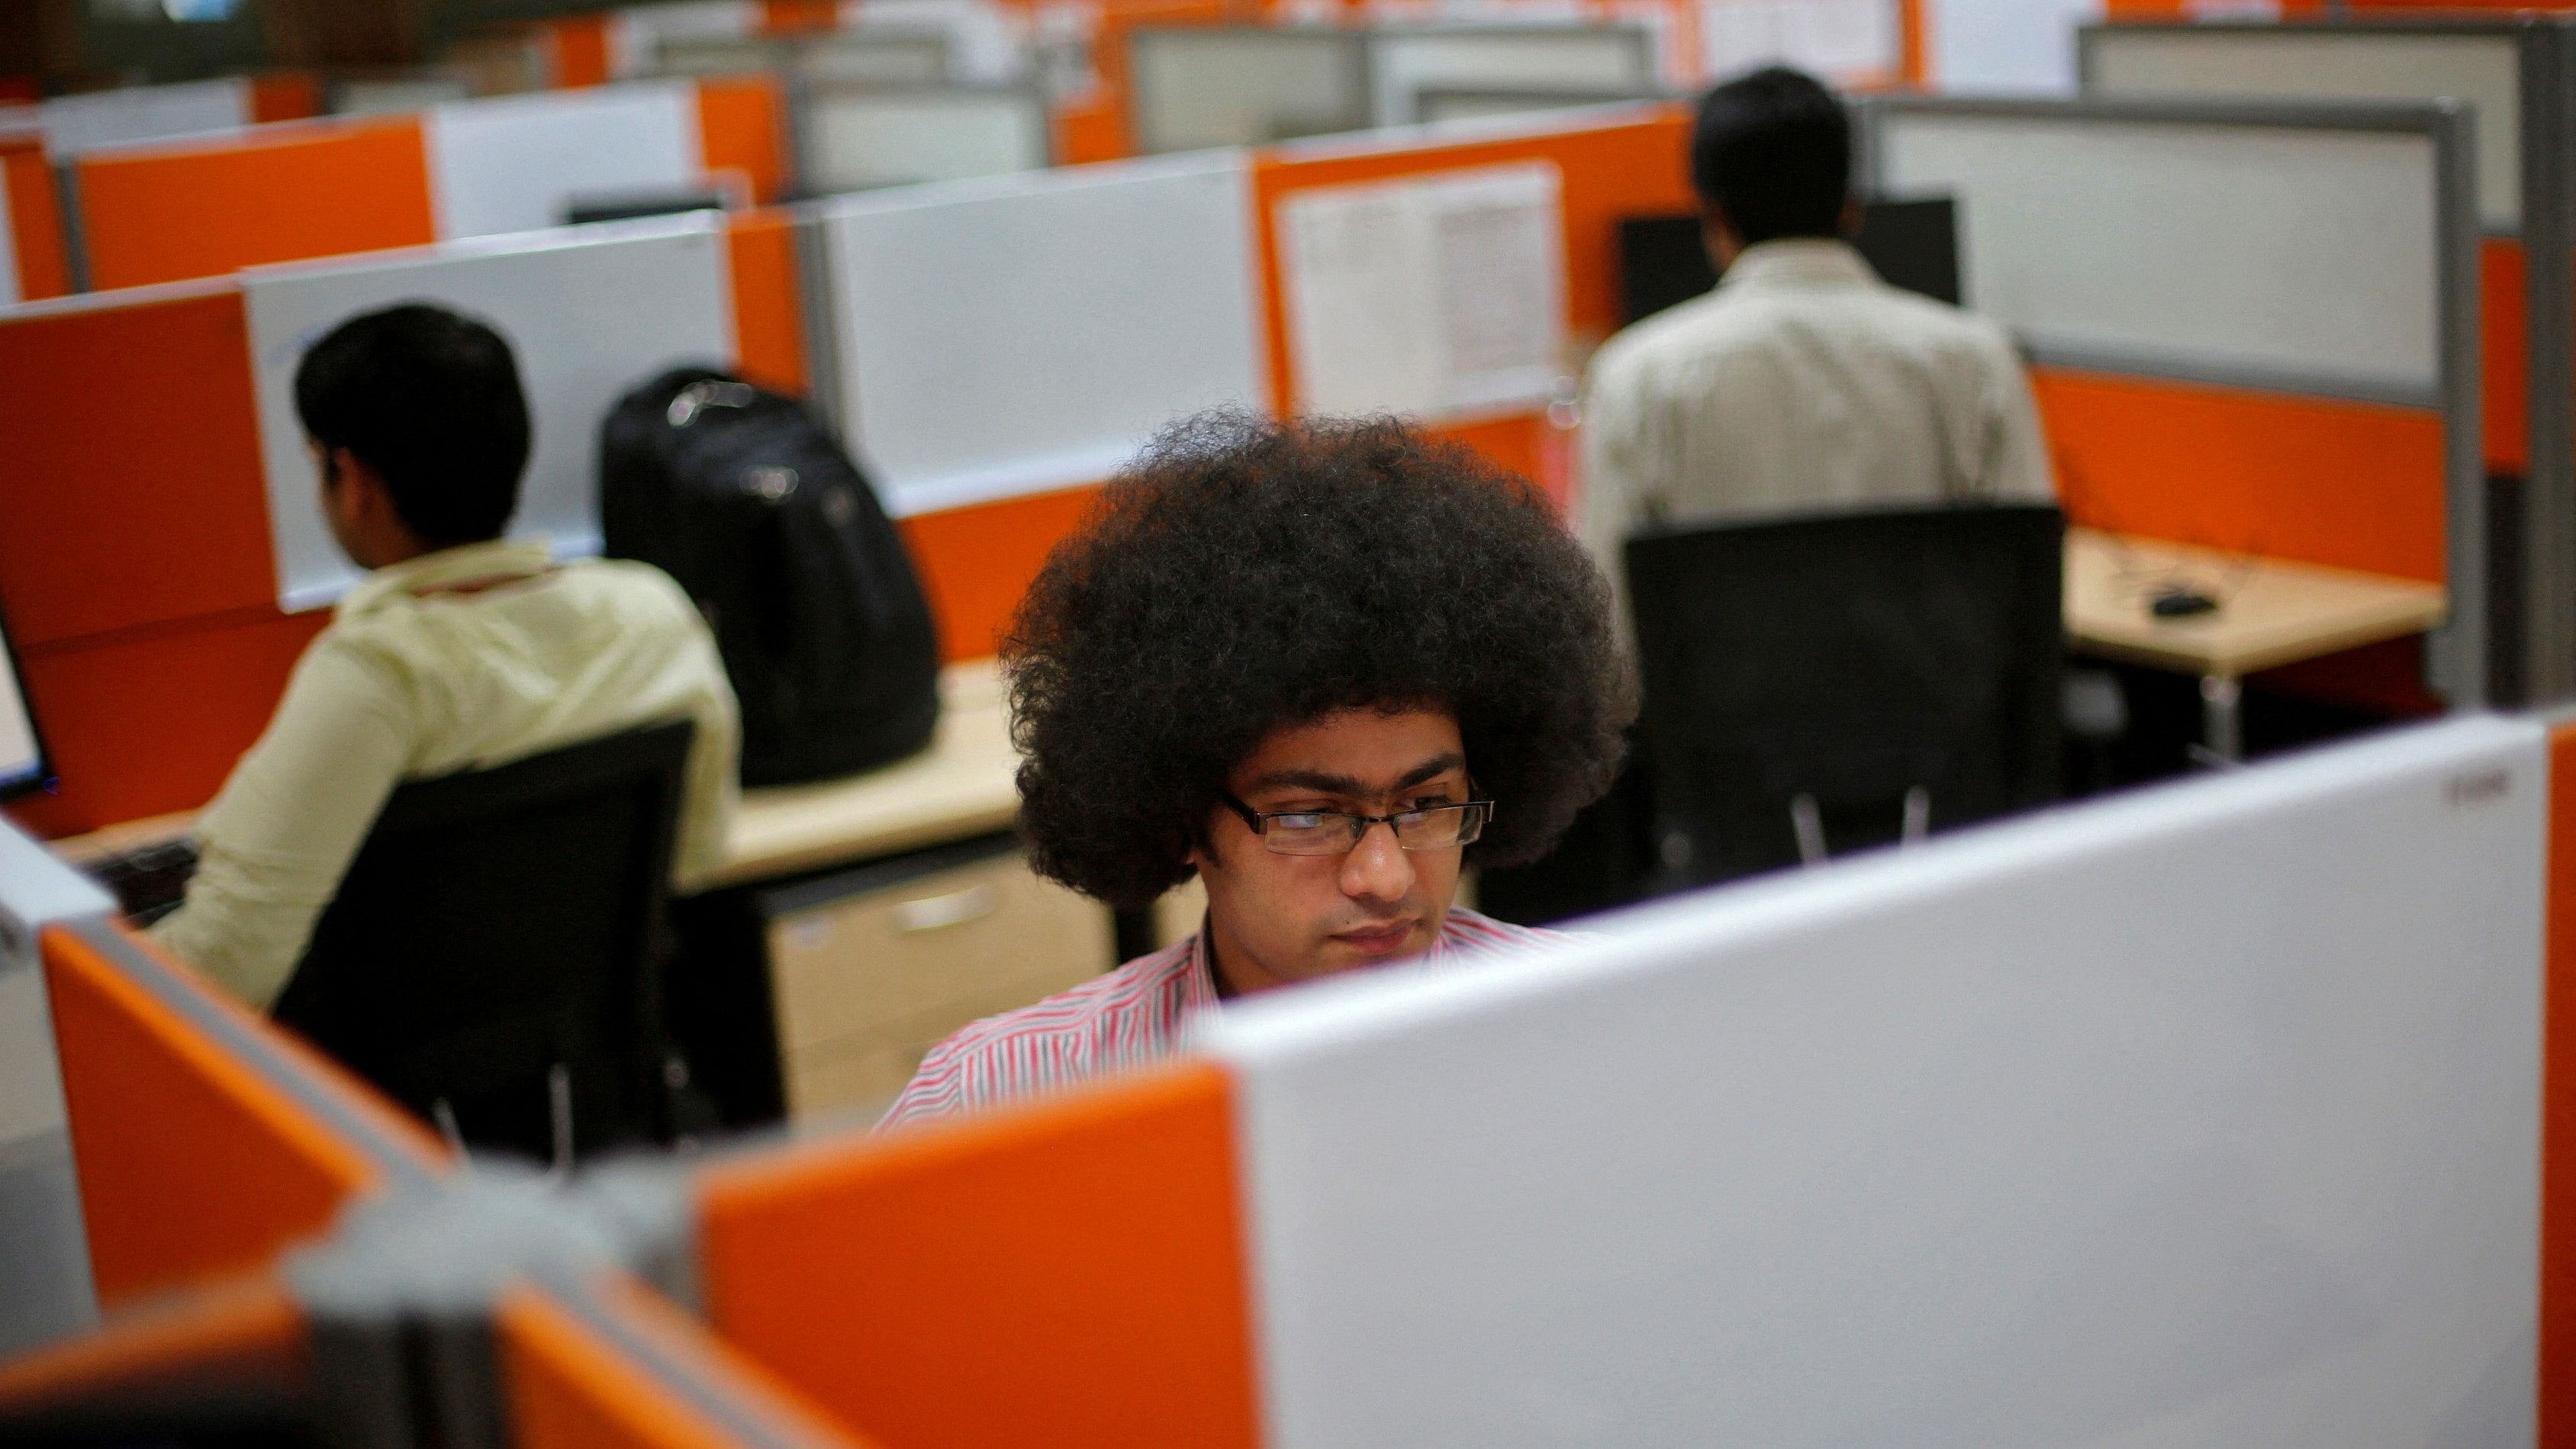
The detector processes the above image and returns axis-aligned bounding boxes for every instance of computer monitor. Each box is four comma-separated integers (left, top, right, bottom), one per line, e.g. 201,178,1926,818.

1127,27,1372,154
0,602,50,800
1615,195,1963,326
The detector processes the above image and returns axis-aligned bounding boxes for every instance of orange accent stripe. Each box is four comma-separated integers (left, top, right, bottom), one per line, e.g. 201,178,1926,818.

1898,0,1928,87
0,1276,304,1412
2549,721,2576,1448
695,76,790,206
2,143,70,299
1251,109,1696,414
899,485,1103,664
76,118,436,290
2,607,324,841
2031,367,2446,583
246,73,322,124
2484,237,2528,475
0,288,278,649
695,1062,1261,1449
726,208,807,396
43,924,382,1305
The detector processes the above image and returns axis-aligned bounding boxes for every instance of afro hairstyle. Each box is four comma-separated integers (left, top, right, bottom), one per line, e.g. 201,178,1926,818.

1003,410,1634,910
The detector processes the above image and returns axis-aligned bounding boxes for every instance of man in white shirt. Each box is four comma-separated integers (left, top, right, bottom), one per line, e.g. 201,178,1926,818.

154,303,739,1009
1580,66,2056,633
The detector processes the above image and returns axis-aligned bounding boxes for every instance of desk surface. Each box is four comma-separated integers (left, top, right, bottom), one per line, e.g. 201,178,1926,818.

50,537,2452,876
50,662,1026,888
2062,529,2446,679
705,661,1020,889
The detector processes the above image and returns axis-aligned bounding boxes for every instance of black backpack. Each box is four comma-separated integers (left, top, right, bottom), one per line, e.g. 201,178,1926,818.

600,367,941,787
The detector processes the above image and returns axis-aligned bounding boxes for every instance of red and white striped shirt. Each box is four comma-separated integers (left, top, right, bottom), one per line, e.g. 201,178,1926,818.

877,907,1565,1130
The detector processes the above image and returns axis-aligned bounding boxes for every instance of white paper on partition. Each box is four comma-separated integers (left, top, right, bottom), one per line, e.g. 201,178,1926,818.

1280,161,1564,419
423,83,701,239
243,219,734,611
1206,714,2545,1447
822,152,1267,516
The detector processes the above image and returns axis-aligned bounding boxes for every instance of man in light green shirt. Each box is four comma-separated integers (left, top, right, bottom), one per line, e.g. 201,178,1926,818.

155,303,739,1009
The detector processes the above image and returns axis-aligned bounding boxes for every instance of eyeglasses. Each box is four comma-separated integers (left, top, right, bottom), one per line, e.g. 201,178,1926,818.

1218,791,1494,856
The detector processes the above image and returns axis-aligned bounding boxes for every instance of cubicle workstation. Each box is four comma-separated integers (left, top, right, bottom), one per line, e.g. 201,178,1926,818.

1860,94,2483,749
53,76,790,292
2076,14,2576,706
670,713,2549,1447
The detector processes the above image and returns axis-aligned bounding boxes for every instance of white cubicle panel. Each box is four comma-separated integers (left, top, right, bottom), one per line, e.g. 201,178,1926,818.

1205,714,2545,1447
2080,26,2521,232
1415,85,1658,124
1872,104,2442,405
613,0,761,79
0,181,18,308
839,0,1025,84
794,32,955,84
38,78,253,158
243,217,734,610
1367,24,1658,126
818,152,1268,515
0,613,40,796
1700,0,1904,86
799,85,1048,193
655,34,788,76
1128,28,1373,153
423,82,704,239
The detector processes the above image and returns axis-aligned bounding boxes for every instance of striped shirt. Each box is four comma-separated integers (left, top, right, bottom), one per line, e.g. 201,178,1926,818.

877,906,1564,1130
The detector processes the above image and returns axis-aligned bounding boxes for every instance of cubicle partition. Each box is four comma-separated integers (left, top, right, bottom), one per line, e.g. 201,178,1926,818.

0,814,449,1357
57,76,787,291
0,211,796,839
0,134,66,304
1860,95,2484,704
676,713,2549,1447
2077,14,2576,707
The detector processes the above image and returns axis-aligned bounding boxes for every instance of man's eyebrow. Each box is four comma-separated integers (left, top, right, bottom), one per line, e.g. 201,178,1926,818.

1245,753,1467,798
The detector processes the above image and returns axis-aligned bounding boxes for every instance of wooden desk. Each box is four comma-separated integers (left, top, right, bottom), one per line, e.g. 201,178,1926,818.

2062,530,2446,759
707,662,1020,888
53,662,1029,887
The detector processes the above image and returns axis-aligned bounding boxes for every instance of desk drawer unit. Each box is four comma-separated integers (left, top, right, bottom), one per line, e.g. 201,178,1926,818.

761,835,1113,1122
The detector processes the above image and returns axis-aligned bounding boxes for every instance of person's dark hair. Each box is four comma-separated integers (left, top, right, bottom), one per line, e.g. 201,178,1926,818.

1004,411,1633,910
1690,65,1851,246
294,302,531,548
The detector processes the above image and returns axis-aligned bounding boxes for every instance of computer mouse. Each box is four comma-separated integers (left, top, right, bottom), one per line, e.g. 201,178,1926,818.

2149,588,2220,619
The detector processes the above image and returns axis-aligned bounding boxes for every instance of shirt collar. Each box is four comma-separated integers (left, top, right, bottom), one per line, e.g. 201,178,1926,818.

336,536,559,621
1718,237,1879,293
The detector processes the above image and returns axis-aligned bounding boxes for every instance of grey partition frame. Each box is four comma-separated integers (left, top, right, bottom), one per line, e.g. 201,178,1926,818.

1860,95,2486,705
785,80,1052,198
2077,16,2576,704
1125,26,1374,153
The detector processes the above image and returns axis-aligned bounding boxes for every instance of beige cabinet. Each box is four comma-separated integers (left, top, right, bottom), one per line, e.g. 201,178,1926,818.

763,835,1113,1125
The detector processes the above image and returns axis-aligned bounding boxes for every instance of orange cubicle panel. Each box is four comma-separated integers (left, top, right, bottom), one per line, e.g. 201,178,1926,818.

500,1277,880,1449
0,1276,307,1412
40,920,448,1306
696,1063,1261,1449
74,119,440,293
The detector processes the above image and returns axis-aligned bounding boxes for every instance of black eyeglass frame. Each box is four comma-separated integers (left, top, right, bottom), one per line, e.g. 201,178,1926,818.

1216,790,1496,855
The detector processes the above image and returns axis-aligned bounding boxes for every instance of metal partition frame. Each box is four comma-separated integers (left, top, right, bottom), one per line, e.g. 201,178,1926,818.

2076,15,2576,706
1860,95,2486,705
1126,25,1375,155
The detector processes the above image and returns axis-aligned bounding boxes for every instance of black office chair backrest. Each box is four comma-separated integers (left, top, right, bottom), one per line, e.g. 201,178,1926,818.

271,720,697,1164
1624,504,2063,886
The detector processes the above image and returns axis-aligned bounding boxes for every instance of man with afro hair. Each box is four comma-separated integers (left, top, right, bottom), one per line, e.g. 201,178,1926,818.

879,411,1631,1128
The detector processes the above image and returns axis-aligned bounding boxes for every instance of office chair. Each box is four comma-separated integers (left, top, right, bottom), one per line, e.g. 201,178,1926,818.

271,720,697,1166
1624,504,2063,887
